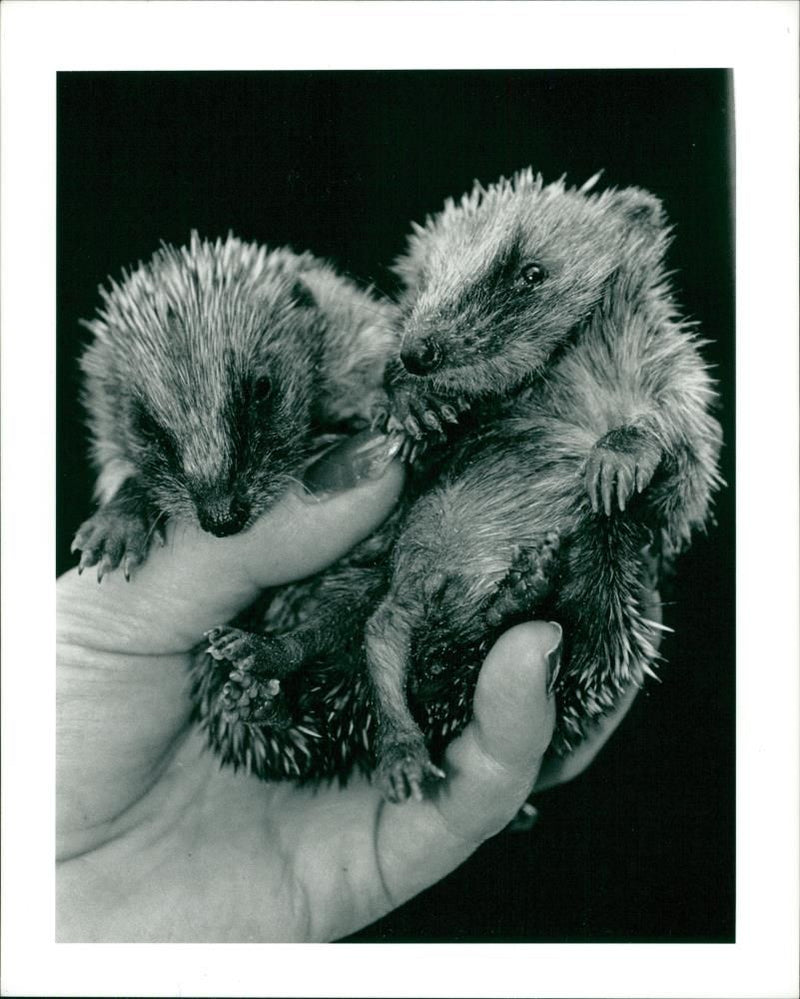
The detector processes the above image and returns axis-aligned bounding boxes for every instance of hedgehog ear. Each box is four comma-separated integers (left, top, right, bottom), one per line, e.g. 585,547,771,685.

290,277,317,311
612,188,666,232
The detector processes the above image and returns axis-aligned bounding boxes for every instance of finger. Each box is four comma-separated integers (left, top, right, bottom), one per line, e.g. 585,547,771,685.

435,621,560,838
58,434,405,655
375,622,560,909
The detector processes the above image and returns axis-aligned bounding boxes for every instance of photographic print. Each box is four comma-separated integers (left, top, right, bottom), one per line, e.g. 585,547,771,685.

56,69,735,943
3,2,798,996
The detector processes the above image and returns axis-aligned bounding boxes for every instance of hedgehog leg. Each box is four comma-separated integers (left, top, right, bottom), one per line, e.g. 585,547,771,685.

71,478,164,581
206,565,386,727
204,618,359,728
586,408,722,551
554,513,660,751
365,599,446,803
484,534,560,629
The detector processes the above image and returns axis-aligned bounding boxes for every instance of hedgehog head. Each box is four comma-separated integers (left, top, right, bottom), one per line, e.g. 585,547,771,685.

81,233,328,536
393,169,670,399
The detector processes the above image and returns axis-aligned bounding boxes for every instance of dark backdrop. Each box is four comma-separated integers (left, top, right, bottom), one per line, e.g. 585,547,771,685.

57,70,735,942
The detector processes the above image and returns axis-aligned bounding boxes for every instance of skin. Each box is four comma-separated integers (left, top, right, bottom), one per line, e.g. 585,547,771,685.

57,444,646,943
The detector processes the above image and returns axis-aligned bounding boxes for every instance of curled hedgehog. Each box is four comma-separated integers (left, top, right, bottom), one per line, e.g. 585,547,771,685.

193,170,723,801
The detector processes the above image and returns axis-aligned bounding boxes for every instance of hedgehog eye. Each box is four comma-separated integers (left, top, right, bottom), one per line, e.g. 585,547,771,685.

519,262,548,287
253,375,272,402
132,404,178,464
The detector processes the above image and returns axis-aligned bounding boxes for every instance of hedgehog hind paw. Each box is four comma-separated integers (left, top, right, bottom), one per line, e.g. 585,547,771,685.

220,672,287,727
204,624,270,666
375,740,445,803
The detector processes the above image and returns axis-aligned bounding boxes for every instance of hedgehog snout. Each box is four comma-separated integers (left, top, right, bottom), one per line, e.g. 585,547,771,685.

400,337,443,376
194,492,251,538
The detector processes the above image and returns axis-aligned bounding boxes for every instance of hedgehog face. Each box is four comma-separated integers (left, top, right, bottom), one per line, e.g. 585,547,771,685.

394,172,667,399
125,301,320,535
84,235,324,536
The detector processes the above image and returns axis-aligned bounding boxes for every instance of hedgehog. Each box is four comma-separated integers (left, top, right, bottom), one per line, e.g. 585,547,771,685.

71,232,398,579
361,171,723,798
194,170,722,802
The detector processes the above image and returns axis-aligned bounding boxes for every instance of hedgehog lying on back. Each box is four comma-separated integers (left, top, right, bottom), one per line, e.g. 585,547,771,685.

194,171,722,800
362,172,722,797
72,233,397,579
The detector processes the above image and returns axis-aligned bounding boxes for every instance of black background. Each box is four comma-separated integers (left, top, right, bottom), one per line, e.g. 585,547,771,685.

57,70,735,942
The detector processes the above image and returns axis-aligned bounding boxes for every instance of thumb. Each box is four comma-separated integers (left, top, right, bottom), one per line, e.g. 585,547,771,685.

376,621,561,909
58,432,405,655
436,620,561,840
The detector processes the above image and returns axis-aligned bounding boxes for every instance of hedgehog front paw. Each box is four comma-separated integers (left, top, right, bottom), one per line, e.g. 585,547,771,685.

72,507,164,581
377,384,463,442
204,626,289,728
375,738,446,803
586,426,661,515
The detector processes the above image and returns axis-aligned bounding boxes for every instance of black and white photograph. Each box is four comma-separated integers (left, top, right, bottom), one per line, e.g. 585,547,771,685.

55,67,736,945
2,2,798,997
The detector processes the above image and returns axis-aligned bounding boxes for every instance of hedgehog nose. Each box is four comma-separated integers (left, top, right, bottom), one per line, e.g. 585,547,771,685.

401,338,443,376
196,497,251,537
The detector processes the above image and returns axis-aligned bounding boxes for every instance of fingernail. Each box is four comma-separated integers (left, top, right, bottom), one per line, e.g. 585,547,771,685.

546,621,563,695
301,430,403,500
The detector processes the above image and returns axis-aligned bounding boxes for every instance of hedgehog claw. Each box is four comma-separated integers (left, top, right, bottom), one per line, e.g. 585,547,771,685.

371,405,389,432
122,550,145,580
619,466,636,510
585,461,601,513
588,425,662,513
78,549,97,572
421,410,444,433
386,414,405,435
404,415,422,439
439,404,459,425
73,504,154,579
601,465,615,516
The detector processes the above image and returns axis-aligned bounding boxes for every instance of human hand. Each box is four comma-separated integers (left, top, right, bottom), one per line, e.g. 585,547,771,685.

57,432,651,942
